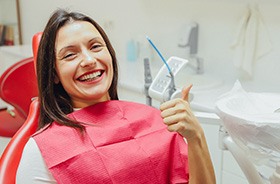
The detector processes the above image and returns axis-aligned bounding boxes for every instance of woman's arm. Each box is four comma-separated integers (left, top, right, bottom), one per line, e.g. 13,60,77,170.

16,138,57,184
160,85,216,184
187,127,216,184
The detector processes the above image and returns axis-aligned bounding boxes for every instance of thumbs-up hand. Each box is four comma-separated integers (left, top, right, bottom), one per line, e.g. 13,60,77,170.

160,84,203,140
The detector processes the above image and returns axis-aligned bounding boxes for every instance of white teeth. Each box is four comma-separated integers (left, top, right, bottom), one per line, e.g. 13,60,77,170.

79,71,101,81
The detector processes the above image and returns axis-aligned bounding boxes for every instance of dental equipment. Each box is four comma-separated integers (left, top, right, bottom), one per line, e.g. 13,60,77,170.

146,36,172,73
146,56,188,103
145,36,176,100
144,58,153,106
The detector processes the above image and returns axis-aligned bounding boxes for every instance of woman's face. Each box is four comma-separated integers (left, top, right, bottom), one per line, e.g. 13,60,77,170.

55,21,113,108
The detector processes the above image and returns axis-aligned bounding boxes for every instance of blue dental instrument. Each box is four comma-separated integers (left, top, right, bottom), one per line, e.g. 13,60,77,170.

145,36,172,74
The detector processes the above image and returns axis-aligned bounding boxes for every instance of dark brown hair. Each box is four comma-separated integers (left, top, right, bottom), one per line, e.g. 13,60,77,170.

37,9,119,131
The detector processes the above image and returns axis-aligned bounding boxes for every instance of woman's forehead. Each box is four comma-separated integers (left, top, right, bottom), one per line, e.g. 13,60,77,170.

55,21,103,51
57,21,100,40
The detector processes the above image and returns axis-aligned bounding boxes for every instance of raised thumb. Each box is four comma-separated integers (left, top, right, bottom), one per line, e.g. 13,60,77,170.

181,84,193,101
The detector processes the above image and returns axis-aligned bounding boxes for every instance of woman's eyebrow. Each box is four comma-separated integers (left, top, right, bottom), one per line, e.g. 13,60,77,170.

89,37,105,43
56,45,74,58
57,45,75,56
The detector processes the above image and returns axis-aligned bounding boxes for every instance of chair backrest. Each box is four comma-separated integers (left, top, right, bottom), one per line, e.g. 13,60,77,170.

0,32,42,184
0,57,38,137
0,57,38,118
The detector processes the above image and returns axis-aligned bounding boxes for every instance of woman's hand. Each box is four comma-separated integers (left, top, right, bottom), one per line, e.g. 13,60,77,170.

160,85,216,184
160,85,204,141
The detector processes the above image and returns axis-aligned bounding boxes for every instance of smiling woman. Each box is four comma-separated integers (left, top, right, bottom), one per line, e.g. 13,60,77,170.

54,21,114,108
34,10,119,131
16,9,215,184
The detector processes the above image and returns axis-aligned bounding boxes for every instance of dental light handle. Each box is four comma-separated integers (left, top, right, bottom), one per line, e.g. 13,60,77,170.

148,56,188,102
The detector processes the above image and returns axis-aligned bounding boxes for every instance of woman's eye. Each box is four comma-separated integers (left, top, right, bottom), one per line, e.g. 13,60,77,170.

63,53,76,60
91,44,103,51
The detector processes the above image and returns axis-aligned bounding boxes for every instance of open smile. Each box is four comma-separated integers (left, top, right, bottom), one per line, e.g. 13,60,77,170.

78,70,105,82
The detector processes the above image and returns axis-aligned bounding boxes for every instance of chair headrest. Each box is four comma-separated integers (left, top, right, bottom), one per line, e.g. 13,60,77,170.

32,32,42,74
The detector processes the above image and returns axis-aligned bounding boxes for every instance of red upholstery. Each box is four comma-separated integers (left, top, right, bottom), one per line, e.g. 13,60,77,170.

0,57,38,137
0,57,38,119
0,99,40,184
0,32,42,184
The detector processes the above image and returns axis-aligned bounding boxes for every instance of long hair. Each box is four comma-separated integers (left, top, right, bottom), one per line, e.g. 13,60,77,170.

37,9,119,131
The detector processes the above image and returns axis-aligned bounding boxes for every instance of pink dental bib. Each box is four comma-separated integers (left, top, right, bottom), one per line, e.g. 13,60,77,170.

33,100,189,184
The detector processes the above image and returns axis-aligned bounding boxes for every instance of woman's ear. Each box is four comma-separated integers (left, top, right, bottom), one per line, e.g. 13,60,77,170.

54,75,60,84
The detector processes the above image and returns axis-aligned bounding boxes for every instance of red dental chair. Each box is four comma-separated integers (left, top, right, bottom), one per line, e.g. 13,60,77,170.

0,32,42,184
0,57,38,137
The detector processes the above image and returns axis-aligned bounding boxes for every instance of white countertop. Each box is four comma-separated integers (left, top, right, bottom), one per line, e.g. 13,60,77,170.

0,44,32,58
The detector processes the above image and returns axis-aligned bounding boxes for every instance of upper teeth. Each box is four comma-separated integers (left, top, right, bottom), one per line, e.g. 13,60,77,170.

79,71,101,80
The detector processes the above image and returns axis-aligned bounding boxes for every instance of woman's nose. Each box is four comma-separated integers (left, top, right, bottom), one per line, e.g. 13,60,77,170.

80,50,96,67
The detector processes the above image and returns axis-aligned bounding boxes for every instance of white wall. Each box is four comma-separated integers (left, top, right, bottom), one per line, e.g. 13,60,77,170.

19,0,280,93
0,0,17,24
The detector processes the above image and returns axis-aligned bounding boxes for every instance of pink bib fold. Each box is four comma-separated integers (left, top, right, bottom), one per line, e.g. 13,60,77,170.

33,100,189,184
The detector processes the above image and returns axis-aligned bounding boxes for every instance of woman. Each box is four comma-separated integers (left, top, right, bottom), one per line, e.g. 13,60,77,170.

17,9,215,184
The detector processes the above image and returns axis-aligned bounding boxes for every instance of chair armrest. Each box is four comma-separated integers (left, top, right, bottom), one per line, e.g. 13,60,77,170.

0,99,39,183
